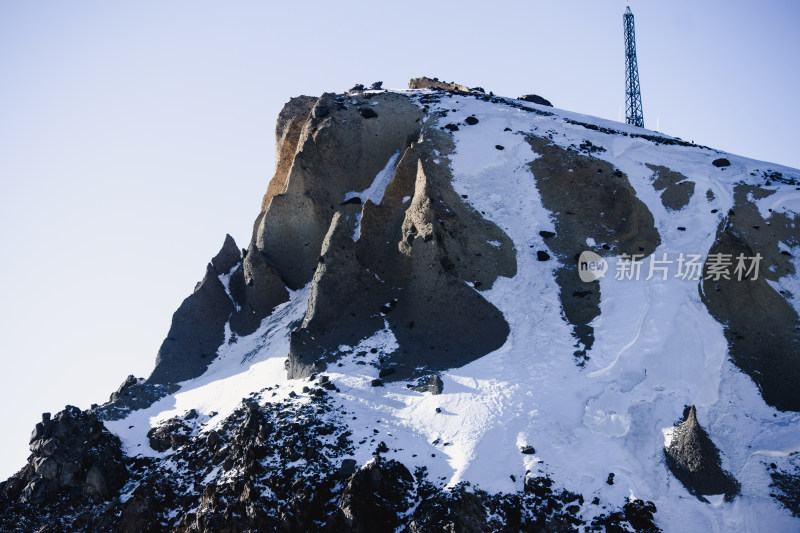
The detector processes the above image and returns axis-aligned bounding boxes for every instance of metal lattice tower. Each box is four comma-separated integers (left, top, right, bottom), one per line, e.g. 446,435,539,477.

624,6,644,127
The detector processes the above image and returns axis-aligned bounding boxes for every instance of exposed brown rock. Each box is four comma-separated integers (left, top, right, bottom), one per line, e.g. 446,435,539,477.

408,76,475,93
646,163,696,211
260,95,318,213
526,135,660,363
700,185,800,411
229,242,290,336
255,92,425,290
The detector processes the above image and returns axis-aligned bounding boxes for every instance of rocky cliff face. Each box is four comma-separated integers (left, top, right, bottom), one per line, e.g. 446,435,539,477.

2,79,799,532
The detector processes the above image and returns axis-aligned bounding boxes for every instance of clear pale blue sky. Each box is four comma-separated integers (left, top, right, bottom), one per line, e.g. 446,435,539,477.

1,1,798,479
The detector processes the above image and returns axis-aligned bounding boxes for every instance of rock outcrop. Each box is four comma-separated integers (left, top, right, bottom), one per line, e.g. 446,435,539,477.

664,406,740,501
283,93,515,380
700,185,800,412
408,76,477,93
518,94,553,107
526,135,660,363
0,406,127,521
147,236,241,384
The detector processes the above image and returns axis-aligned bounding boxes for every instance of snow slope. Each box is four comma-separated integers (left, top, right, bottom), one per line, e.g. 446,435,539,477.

106,90,800,532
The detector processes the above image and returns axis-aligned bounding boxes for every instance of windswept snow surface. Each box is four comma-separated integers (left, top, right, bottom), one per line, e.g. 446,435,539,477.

107,92,800,532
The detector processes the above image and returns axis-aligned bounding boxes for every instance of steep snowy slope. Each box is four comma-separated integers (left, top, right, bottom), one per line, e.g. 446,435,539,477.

2,80,799,532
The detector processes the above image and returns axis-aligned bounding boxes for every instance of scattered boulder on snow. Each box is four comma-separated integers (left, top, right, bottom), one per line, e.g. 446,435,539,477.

518,94,553,107
712,157,731,167
664,406,740,502
409,375,444,395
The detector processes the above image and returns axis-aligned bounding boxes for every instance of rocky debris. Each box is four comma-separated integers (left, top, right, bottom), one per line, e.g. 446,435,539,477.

664,406,740,501
147,417,192,452
700,185,800,411
408,375,444,395
108,374,143,403
712,157,731,167
592,499,660,532
520,445,535,454
518,94,553,107
96,382,179,421
565,117,708,150
647,163,696,211
405,488,500,532
1,393,660,532
770,464,800,518
526,134,660,364
335,458,414,532
0,406,128,528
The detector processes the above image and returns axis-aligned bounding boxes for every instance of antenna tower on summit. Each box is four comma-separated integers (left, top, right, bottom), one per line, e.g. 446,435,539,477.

624,5,644,127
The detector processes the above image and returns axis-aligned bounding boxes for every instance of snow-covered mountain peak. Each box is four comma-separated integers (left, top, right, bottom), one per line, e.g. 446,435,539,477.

3,79,800,532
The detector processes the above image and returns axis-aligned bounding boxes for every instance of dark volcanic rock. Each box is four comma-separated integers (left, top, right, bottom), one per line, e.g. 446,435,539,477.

518,94,553,107
147,417,192,452
335,458,414,532
712,157,731,167
409,375,444,395
147,236,242,385
229,241,289,337
1,407,127,512
210,233,241,274
770,465,800,518
1,395,660,532
665,406,740,501
405,489,492,532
